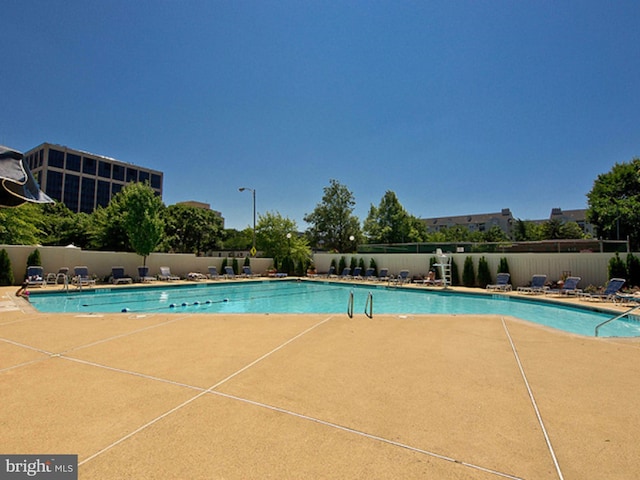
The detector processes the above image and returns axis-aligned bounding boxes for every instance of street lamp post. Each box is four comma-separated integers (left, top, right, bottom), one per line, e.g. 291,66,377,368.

239,187,256,256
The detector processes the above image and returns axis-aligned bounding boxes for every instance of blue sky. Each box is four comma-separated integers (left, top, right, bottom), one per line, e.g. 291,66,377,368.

2,1,639,230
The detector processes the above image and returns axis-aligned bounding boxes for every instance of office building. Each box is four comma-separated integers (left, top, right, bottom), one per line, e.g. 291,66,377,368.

24,143,163,213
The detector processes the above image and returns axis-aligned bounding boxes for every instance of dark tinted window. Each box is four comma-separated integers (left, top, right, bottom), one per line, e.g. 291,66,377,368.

46,171,63,201
98,161,112,178
112,164,125,181
126,167,138,182
64,174,80,211
150,173,162,189
66,153,81,171
97,180,110,207
48,149,65,168
83,157,97,175
138,171,149,183
80,177,96,213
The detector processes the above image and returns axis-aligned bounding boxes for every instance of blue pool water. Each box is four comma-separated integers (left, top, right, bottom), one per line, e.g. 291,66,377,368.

27,280,640,337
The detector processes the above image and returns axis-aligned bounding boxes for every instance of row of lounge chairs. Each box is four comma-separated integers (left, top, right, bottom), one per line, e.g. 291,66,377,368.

489,273,628,303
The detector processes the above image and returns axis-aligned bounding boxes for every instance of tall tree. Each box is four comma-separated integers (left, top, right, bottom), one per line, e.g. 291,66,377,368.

304,179,361,252
0,204,43,245
119,183,165,266
364,191,426,243
162,204,223,254
257,212,311,268
587,158,640,247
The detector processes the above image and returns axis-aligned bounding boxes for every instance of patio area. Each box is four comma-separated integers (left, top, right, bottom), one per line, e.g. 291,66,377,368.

2,286,640,479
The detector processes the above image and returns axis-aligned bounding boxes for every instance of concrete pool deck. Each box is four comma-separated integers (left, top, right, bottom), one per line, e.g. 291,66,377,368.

2,283,640,479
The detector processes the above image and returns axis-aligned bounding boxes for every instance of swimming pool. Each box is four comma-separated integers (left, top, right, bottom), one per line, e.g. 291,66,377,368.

27,280,640,337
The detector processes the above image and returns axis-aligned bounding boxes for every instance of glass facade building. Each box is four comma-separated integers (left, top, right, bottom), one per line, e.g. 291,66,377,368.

24,143,163,213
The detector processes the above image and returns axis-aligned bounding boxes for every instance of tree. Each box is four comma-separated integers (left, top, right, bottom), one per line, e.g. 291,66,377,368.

587,158,640,248
304,179,361,252
0,204,43,245
513,219,544,241
363,191,426,244
256,212,311,269
40,203,93,248
119,183,165,267
223,228,254,252
162,204,223,254
88,202,130,251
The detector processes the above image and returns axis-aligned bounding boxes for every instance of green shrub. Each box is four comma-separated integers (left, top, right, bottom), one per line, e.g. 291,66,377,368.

498,257,510,274
349,257,358,271
338,256,347,274
0,249,14,286
369,258,378,276
221,257,228,273
626,253,640,287
608,252,626,280
27,249,42,268
462,256,475,287
232,258,239,275
477,256,492,288
243,256,251,266
451,258,460,286
358,257,366,271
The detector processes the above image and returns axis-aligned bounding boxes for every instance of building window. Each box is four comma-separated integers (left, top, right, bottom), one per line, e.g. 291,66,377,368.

83,157,97,175
151,173,162,189
138,171,149,183
45,171,63,201
97,180,110,207
66,153,81,172
111,183,123,197
98,161,112,178
64,174,80,211
112,164,125,181
126,167,138,182
80,177,96,213
48,149,65,168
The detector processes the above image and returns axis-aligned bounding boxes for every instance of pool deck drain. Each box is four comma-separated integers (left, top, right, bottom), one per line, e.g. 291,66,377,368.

2,286,640,479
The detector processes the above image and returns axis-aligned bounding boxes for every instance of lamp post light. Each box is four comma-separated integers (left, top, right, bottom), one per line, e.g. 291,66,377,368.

238,187,256,256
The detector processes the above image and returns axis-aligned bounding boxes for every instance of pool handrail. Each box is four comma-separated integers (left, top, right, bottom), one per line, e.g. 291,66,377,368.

595,304,640,337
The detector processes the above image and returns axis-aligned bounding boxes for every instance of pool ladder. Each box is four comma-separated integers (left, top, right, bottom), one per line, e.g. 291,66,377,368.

347,291,373,319
595,304,640,336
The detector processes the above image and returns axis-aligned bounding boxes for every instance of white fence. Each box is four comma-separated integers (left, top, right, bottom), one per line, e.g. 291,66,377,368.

0,245,273,284
313,252,621,289
0,245,624,289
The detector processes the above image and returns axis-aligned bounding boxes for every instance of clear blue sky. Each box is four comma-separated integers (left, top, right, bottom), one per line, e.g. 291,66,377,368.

2,0,639,230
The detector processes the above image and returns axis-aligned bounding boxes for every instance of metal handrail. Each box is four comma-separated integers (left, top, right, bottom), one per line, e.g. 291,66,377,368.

365,292,373,319
595,304,640,337
347,290,354,318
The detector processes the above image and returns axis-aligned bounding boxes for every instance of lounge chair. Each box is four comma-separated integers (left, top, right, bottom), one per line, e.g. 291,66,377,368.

158,266,180,281
581,278,626,302
324,266,337,278
111,266,133,285
363,268,375,280
46,267,69,285
207,266,220,280
487,273,512,292
391,270,410,285
224,266,237,279
517,274,548,294
138,266,155,283
338,267,351,279
545,276,581,296
351,266,363,280
72,266,96,288
242,266,260,278
376,268,390,282
26,266,46,288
